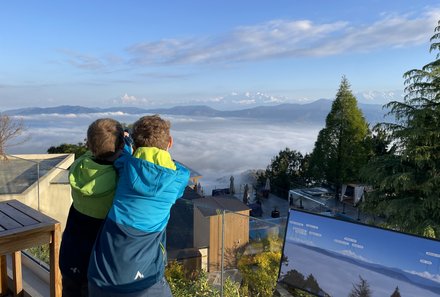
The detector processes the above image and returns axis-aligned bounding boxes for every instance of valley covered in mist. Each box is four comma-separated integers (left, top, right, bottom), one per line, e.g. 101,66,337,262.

4,101,388,192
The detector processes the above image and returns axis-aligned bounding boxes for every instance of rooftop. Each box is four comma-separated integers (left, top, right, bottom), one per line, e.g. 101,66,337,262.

193,195,250,217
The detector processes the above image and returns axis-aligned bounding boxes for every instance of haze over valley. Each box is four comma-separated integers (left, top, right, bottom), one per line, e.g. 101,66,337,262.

4,100,388,191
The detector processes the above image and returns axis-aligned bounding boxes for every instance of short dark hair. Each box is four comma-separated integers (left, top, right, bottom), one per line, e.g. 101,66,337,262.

132,115,170,150
87,118,124,159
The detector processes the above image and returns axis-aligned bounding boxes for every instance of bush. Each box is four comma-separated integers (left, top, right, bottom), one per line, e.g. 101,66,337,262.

26,244,50,264
238,251,281,297
165,261,241,297
47,142,87,159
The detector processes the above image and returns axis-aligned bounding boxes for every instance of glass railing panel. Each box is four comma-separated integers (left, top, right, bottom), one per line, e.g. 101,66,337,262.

226,212,285,297
0,155,40,211
289,187,372,223
0,155,37,195
166,199,232,296
1,154,71,265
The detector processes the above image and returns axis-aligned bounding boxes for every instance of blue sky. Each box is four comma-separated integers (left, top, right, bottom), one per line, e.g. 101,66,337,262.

1,0,440,109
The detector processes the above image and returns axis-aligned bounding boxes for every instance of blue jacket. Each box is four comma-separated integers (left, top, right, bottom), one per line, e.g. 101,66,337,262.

88,151,190,293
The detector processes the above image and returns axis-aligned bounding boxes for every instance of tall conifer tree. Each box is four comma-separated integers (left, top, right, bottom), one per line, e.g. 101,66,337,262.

309,77,369,199
362,20,440,236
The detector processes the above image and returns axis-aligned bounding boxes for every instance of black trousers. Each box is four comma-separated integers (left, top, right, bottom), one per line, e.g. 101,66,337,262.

62,274,89,297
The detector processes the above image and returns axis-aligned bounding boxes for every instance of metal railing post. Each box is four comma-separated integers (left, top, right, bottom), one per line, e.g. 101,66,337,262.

220,210,225,297
37,161,40,211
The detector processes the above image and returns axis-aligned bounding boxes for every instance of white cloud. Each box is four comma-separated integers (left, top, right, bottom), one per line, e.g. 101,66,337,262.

61,7,440,71
60,49,107,70
338,249,372,263
233,99,256,105
114,93,150,105
125,8,440,66
355,89,405,104
170,118,320,190
404,270,440,284
126,19,348,65
121,93,137,104
8,114,321,192
13,112,129,121
198,92,288,108
310,10,440,56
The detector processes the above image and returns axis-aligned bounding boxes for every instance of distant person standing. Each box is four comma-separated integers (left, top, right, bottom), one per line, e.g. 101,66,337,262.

243,183,250,204
88,115,190,297
59,118,125,297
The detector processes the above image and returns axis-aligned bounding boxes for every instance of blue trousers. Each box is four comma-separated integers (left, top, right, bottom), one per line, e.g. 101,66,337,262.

88,278,172,297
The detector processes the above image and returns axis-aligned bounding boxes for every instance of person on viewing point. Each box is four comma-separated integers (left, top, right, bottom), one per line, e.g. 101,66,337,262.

59,118,125,297
88,115,190,297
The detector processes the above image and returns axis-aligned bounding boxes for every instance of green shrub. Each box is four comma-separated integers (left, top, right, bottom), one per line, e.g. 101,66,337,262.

238,251,280,297
26,244,50,264
165,261,241,297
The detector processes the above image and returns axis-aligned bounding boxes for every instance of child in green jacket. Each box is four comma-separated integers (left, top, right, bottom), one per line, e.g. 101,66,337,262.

59,118,125,297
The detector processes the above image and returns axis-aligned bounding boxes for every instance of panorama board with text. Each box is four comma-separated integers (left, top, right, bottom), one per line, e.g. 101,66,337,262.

278,209,440,297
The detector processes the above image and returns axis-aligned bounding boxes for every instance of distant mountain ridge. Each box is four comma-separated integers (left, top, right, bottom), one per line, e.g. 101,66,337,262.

4,99,390,125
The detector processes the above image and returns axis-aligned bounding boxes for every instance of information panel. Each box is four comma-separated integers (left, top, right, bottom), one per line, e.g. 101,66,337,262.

278,209,440,297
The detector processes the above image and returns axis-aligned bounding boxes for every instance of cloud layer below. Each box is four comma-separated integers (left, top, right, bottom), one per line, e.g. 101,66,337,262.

8,114,321,191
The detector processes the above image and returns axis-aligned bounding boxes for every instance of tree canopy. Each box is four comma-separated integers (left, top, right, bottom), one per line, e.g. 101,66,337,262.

47,142,88,159
361,20,440,237
261,148,308,197
308,77,370,197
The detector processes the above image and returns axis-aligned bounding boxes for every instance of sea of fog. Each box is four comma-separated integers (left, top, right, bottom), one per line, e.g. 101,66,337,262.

6,113,322,193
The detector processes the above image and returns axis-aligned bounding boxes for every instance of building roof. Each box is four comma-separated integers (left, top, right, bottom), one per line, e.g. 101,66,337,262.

193,195,250,217
182,186,203,200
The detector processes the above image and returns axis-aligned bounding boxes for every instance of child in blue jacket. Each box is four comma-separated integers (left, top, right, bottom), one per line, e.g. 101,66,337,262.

88,115,190,297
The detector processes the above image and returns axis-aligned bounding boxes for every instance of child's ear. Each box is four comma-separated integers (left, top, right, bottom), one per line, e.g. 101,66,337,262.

167,136,173,151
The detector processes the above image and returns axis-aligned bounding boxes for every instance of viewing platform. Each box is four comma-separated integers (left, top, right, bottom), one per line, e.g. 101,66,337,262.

0,154,287,296
1,154,429,297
